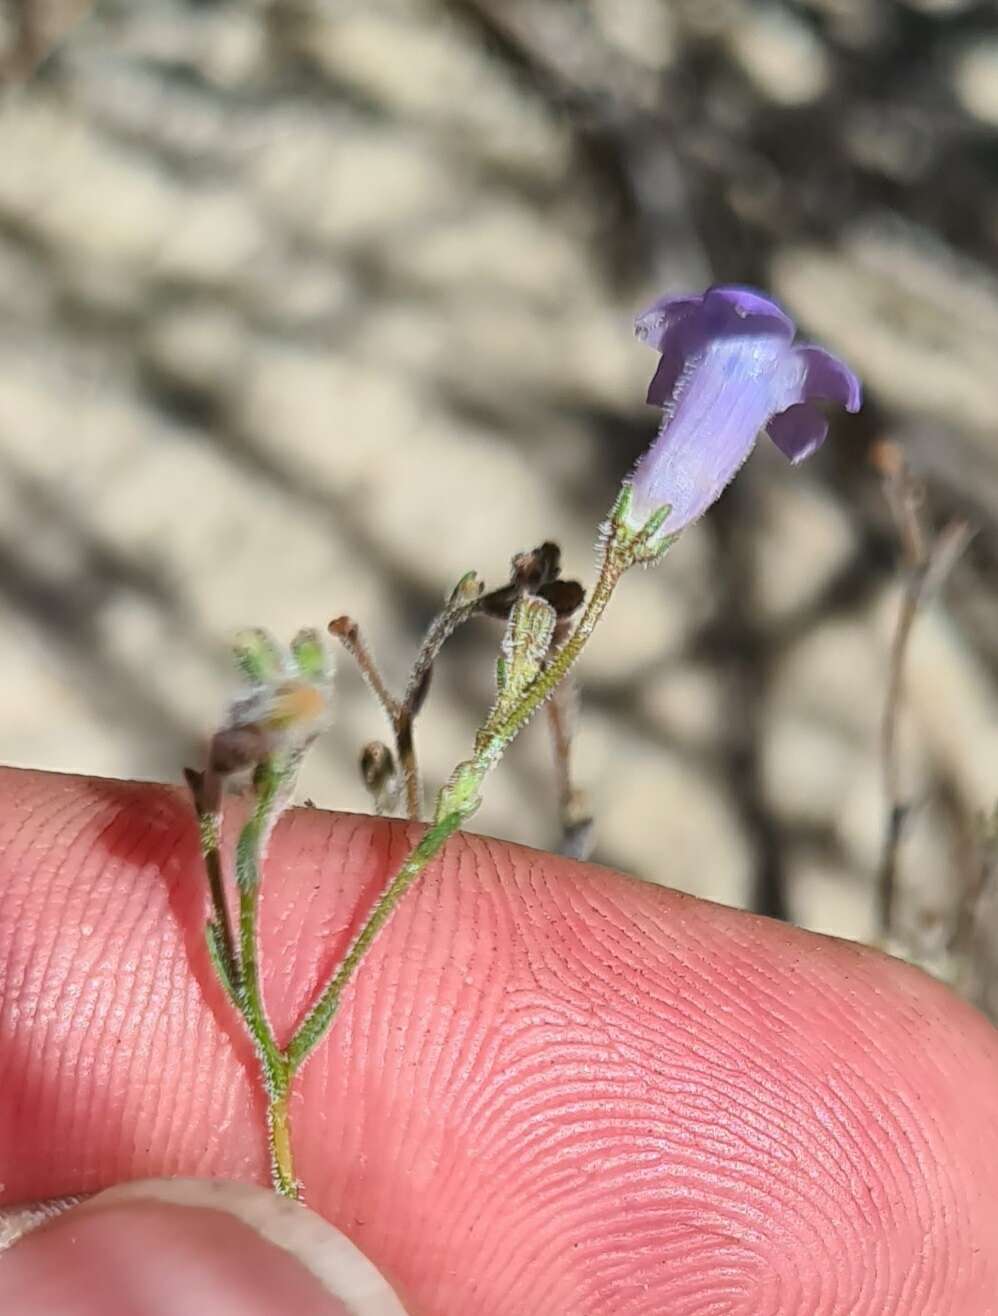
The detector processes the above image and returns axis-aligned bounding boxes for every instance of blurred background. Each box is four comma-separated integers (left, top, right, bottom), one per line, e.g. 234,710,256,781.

0,0,996,1003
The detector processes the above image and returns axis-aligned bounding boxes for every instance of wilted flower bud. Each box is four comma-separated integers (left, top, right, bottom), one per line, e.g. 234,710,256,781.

479,541,585,623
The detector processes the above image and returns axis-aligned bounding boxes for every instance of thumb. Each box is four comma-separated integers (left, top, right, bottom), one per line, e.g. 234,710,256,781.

0,1179,407,1315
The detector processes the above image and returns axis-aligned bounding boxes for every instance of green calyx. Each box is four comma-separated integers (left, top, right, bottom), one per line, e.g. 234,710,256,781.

290,627,332,682
435,758,485,823
494,595,557,711
232,628,285,684
608,485,677,567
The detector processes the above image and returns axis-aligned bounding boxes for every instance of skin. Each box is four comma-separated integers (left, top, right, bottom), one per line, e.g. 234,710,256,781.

2,1199,356,1315
1,767,996,1315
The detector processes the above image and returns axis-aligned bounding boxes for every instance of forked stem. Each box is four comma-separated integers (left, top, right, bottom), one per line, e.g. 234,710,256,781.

199,493,670,1198
287,810,463,1069
331,580,483,823
329,617,423,820
233,769,300,1197
285,497,670,1076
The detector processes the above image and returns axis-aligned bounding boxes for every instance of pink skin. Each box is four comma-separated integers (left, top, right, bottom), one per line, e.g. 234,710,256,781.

1,1201,354,1316
1,767,997,1315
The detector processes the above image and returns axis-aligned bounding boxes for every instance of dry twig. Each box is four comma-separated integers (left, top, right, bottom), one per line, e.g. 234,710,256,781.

873,441,973,942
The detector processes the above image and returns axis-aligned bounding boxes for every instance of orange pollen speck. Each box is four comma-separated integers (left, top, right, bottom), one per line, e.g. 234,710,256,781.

267,681,327,729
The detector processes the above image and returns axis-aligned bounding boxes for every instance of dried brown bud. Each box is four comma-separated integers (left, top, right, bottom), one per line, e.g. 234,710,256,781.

479,577,584,623
328,616,359,643
476,542,584,623
540,579,585,618
511,541,562,591
209,724,271,776
360,741,399,814
478,583,520,621
360,740,396,792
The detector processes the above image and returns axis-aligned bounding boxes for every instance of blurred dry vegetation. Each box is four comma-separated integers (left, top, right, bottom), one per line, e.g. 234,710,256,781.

0,0,996,1009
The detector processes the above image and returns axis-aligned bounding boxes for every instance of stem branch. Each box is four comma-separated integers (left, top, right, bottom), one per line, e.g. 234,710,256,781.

477,548,624,766
235,773,298,1196
287,509,655,1074
879,571,924,939
329,617,425,821
546,679,593,859
395,710,421,821
287,810,465,1070
222,496,668,1190
186,771,241,997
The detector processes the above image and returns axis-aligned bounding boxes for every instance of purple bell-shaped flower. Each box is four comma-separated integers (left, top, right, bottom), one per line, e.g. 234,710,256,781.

629,285,861,533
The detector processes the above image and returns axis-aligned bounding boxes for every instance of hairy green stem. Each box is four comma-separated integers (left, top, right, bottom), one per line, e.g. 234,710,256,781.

235,772,298,1196
476,553,623,768
188,780,241,1000
236,825,283,1070
205,495,671,1197
266,1086,298,1199
287,809,465,1070
285,511,661,1074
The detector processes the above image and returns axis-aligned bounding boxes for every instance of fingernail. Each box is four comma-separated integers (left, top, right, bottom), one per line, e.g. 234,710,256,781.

0,1179,408,1316
0,1195,86,1250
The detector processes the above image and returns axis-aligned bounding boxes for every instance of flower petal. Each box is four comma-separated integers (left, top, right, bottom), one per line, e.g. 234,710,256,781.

645,345,698,407
796,346,862,412
767,402,829,464
703,286,796,340
635,294,702,353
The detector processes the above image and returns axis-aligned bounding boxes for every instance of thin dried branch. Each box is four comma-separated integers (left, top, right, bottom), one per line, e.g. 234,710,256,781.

329,578,485,821
950,806,998,1008
546,676,594,861
183,765,239,992
873,441,974,943
330,550,584,826
328,615,422,818
328,616,400,723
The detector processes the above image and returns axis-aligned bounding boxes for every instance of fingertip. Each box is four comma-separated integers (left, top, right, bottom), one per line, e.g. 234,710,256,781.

0,1180,408,1316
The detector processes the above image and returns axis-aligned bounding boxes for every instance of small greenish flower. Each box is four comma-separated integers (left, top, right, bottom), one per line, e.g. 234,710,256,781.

210,627,335,785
